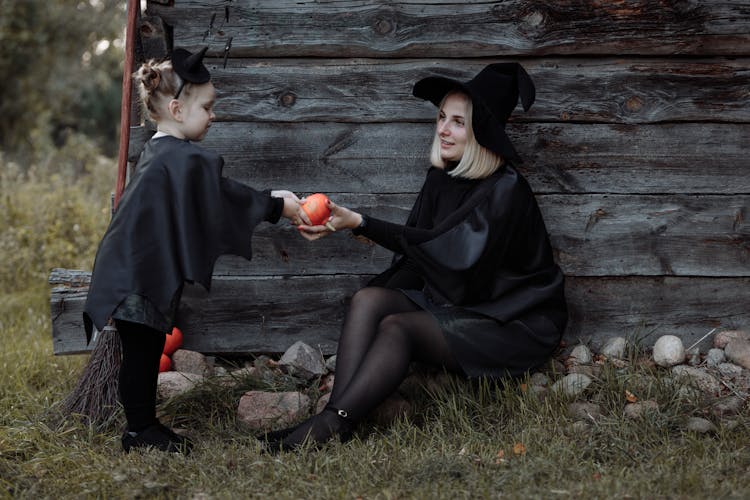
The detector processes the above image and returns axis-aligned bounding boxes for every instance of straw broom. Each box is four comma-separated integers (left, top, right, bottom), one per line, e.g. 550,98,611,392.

60,0,138,427
60,325,122,426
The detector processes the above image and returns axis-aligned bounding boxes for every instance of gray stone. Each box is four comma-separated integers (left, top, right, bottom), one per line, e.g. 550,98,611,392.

624,400,659,419
671,365,722,395
551,373,592,397
653,335,685,367
237,390,311,430
567,364,602,378
157,371,204,399
278,341,327,380
685,417,717,434
529,372,551,387
714,330,750,349
325,355,337,372
600,337,627,359
570,345,593,365
724,339,750,370
172,349,213,376
712,396,747,417
718,362,744,379
568,402,601,422
706,348,726,366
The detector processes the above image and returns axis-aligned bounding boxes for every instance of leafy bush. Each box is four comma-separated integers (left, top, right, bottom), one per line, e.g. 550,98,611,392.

0,134,112,293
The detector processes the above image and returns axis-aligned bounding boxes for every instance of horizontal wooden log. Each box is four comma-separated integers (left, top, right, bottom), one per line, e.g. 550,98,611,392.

50,190,750,280
146,0,750,57
51,274,750,355
541,194,750,277
189,122,750,195
197,58,750,124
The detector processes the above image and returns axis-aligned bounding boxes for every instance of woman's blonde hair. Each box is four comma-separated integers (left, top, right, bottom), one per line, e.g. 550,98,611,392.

132,59,188,121
429,91,503,179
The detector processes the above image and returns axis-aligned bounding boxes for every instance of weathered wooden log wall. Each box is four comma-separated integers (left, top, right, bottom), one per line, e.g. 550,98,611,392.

51,0,750,355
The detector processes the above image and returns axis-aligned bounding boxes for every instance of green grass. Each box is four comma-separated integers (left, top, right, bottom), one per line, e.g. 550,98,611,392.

1,153,748,498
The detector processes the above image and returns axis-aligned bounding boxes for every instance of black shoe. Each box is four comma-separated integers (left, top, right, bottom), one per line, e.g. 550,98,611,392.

121,422,193,455
264,405,354,454
256,421,305,443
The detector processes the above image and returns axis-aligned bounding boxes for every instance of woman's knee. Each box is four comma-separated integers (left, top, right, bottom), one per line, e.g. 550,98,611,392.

376,314,412,345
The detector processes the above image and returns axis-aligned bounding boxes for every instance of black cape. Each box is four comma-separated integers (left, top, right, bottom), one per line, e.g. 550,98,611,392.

83,136,278,341
368,165,566,326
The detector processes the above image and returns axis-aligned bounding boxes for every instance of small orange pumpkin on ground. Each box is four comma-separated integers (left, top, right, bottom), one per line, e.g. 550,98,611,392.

163,326,183,356
158,353,172,373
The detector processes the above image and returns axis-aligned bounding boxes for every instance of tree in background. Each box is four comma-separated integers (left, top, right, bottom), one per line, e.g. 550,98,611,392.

0,0,127,291
0,0,126,160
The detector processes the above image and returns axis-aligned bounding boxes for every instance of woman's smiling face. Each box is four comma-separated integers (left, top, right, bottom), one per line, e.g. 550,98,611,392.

436,92,469,163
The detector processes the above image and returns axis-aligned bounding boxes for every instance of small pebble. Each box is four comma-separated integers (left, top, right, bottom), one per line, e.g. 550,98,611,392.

653,335,686,367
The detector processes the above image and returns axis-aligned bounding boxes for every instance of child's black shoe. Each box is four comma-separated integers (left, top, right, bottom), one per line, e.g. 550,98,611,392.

121,423,193,455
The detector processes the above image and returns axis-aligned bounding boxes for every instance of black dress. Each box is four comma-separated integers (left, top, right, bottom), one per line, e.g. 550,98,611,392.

354,165,567,378
83,135,283,341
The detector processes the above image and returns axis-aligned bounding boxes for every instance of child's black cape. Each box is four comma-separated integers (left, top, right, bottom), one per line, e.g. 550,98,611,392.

83,136,276,341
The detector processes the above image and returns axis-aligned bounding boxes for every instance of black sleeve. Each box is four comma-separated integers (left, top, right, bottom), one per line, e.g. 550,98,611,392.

265,192,285,224
353,215,436,253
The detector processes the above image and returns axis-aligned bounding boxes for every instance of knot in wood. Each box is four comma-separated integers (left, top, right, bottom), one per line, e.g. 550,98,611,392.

523,11,544,27
374,17,394,35
279,92,297,107
626,96,644,112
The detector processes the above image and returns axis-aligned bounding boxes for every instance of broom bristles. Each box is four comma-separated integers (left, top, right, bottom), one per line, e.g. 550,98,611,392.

60,325,122,427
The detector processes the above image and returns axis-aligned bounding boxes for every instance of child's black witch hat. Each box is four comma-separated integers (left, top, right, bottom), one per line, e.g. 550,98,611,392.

171,46,210,98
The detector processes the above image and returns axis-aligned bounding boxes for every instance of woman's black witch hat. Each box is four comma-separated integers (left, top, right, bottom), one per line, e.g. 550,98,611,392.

413,63,535,163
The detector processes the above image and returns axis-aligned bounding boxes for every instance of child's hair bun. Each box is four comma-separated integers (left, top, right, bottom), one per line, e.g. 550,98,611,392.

134,63,162,94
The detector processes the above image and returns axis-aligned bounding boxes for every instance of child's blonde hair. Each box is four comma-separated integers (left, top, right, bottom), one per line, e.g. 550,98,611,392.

133,59,188,121
429,91,504,179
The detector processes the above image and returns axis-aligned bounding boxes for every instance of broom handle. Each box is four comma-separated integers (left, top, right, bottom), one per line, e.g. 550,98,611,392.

113,0,139,211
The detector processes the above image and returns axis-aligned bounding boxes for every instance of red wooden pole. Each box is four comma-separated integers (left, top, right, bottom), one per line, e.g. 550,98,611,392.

114,0,138,210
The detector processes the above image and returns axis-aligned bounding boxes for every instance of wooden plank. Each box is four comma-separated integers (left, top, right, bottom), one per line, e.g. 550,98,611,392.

566,276,750,351
201,58,750,124
50,190,750,281
51,275,750,355
146,0,750,57
188,121,750,195
231,193,750,278
541,194,750,277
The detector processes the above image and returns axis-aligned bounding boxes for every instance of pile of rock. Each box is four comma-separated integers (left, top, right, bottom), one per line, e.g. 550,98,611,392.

157,330,749,434
541,329,749,434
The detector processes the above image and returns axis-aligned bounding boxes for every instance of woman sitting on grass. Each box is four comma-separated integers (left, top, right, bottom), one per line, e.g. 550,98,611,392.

264,63,568,451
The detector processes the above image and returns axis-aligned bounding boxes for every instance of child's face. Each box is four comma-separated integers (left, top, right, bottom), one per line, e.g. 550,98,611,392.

178,82,216,141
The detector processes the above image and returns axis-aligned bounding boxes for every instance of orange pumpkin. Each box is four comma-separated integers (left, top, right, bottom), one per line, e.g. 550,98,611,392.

301,193,331,226
159,353,172,373
163,326,183,356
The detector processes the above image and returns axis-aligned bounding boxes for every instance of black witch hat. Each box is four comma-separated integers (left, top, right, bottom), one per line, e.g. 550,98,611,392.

171,47,211,98
413,63,535,163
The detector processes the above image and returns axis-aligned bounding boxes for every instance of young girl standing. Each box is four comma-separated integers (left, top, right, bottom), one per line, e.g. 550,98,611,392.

84,47,308,454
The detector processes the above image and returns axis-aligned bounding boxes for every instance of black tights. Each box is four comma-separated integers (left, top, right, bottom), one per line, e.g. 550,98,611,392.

116,320,166,432
271,287,462,448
